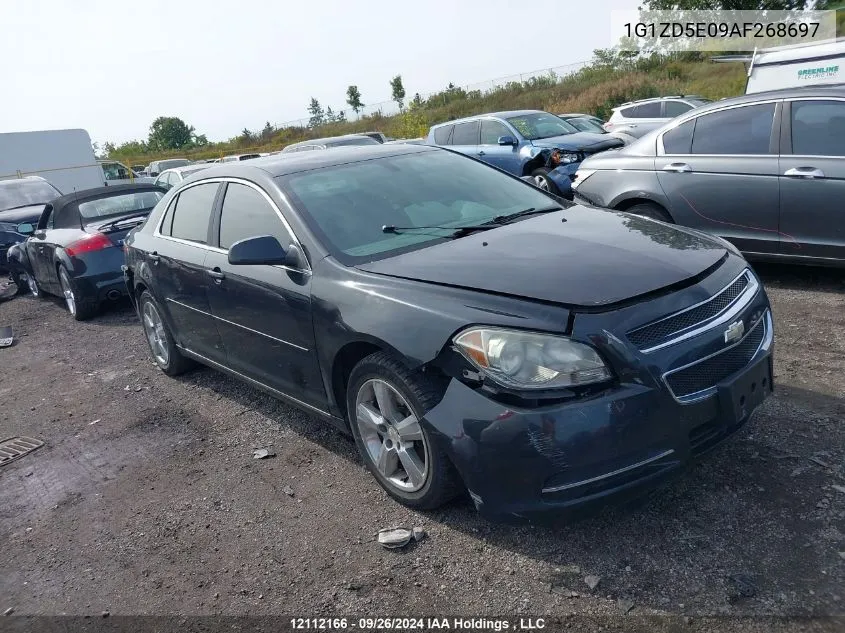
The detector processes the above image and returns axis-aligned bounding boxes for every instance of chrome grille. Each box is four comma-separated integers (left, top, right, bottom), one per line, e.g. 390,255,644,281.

628,271,751,351
664,315,766,400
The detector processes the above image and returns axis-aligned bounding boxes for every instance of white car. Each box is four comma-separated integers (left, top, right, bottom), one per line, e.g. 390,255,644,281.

152,164,212,191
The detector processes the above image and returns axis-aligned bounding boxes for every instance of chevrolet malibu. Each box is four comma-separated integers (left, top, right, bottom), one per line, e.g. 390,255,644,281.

123,145,773,521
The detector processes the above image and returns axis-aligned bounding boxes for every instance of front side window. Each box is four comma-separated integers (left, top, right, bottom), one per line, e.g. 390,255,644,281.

505,113,577,140
791,100,845,156
77,190,164,220
168,182,219,243
479,120,512,144
154,174,170,190
662,119,695,154
451,121,479,145
218,183,289,250
690,103,775,155
280,149,563,264
433,125,453,145
664,101,693,117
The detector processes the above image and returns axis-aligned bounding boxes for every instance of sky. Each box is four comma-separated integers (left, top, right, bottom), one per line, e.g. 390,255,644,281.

0,0,640,147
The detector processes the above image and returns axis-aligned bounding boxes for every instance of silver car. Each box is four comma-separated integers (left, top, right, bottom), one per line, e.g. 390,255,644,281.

153,164,212,191
572,86,845,266
604,96,711,139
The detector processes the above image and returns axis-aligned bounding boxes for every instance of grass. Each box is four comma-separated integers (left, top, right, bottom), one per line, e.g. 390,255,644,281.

114,55,748,164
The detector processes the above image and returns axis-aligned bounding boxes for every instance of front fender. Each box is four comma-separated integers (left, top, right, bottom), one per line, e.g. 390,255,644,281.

6,243,32,274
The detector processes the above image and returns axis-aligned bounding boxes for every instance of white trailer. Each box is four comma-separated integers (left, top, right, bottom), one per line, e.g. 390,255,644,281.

0,128,104,195
745,39,845,94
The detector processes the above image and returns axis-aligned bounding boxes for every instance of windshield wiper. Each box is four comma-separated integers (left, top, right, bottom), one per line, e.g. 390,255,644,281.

382,223,500,239
96,212,150,232
490,206,563,225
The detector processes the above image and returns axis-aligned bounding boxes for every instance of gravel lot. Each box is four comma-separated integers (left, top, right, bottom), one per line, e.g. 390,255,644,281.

0,263,843,629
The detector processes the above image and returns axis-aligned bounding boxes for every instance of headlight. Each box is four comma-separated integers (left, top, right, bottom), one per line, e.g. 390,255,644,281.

453,327,611,390
551,150,580,166
571,169,596,190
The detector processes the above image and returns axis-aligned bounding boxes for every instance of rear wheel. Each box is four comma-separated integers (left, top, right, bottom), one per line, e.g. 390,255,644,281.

346,351,461,509
138,290,194,376
625,202,673,223
58,266,98,321
530,168,561,195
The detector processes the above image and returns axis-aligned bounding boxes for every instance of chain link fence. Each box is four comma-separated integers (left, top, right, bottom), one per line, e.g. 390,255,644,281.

271,60,591,129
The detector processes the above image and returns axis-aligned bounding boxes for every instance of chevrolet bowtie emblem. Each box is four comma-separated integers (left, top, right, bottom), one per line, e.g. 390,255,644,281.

724,320,745,344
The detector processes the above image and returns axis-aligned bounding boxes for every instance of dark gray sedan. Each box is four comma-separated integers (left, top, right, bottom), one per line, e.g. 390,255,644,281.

573,86,845,266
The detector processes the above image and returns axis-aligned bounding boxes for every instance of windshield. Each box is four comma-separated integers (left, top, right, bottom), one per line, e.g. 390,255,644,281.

688,98,711,106
158,159,190,170
0,179,61,211
280,149,564,264
565,117,606,133
78,191,164,220
326,137,381,147
506,113,578,140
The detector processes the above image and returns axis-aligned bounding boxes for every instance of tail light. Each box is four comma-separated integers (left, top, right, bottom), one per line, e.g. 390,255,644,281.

65,232,113,257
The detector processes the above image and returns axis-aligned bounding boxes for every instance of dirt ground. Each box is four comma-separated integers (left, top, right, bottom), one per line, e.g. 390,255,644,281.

0,262,843,629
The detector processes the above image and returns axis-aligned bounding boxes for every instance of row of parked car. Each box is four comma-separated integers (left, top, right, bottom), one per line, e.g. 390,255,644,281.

0,89,788,520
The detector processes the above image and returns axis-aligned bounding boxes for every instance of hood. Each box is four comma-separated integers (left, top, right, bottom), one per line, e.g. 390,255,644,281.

357,208,727,308
0,204,46,225
531,132,624,152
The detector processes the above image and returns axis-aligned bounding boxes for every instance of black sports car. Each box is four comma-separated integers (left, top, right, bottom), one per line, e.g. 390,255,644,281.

7,183,166,319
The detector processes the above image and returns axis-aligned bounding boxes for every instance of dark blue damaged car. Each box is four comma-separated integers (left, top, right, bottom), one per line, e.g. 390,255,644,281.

123,144,773,522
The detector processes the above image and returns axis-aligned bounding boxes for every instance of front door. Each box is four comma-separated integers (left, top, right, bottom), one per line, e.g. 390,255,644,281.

29,206,61,293
203,181,326,410
477,119,520,175
779,99,845,261
152,181,226,362
656,102,781,255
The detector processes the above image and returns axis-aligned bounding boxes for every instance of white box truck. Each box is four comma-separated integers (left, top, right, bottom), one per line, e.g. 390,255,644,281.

0,128,104,195
745,39,845,94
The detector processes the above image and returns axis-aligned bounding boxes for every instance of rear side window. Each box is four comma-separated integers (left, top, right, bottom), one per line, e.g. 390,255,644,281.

451,121,479,145
168,182,219,243
664,101,694,117
619,106,637,117
218,183,289,250
790,100,845,156
480,120,512,144
662,120,695,154
690,103,775,155
433,125,454,145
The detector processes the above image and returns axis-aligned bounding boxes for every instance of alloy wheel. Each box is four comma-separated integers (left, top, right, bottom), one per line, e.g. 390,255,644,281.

58,269,76,315
355,378,429,492
142,301,169,366
533,174,550,191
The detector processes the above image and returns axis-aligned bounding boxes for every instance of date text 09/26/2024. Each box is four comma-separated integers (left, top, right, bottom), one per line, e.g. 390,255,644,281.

290,617,547,631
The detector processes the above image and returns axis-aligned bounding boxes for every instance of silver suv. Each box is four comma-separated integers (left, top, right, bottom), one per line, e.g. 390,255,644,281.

604,96,711,138
572,86,845,267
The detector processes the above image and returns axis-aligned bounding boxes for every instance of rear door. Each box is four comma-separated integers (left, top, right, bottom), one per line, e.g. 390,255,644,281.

448,121,480,159
779,98,845,261
656,101,781,255
152,181,226,362
477,119,520,174
203,180,326,409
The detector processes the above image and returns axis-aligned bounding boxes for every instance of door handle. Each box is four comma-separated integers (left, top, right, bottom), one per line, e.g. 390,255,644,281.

784,167,825,179
477,150,486,156
662,162,692,173
207,268,225,283
148,252,160,264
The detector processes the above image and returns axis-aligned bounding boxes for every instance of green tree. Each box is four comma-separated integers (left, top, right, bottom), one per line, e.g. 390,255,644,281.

325,106,336,123
192,133,209,147
346,85,364,117
410,92,423,109
102,141,116,157
240,128,254,143
335,110,347,122
390,74,406,111
308,97,325,128
260,121,274,142
641,0,818,8
148,116,195,151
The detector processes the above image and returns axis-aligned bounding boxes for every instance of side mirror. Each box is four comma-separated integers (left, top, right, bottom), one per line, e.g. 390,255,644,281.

498,135,517,146
228,235,301,267
16,223,34,235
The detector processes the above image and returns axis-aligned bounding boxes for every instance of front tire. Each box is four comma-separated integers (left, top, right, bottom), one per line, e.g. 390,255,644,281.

138,290,194,376
12,270,40,297
625,202,673,223
530,168,561,195
58,265,97,321
346,352,461,509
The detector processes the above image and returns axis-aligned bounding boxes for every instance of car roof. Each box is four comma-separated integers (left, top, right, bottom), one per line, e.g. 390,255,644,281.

0,175,50,186
668,85,845,117
191,144,438,178
430,110,548,128
284,134,378,149
50,183,165,209
615,95,708,109
160,165,210,175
